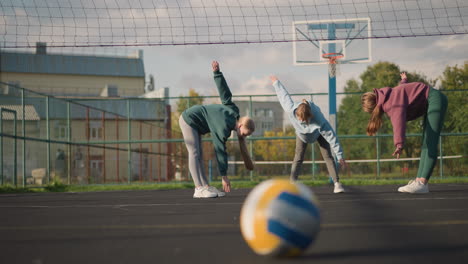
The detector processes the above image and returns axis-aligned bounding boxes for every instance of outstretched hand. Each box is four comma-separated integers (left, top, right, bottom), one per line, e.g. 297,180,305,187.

392,145,403,159
212,61,220,72
400,72,407,80
222,176,231,192
339,159,347,169
270,75,278,84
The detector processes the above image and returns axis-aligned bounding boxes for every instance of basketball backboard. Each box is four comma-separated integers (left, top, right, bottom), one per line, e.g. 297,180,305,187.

293,18,372,66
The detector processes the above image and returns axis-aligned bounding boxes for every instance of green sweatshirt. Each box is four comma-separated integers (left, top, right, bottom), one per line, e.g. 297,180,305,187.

182,70,240,176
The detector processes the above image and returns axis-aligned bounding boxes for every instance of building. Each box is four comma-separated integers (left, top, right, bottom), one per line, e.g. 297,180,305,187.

0,42,145,97
0,43,172,184
234,100,284,136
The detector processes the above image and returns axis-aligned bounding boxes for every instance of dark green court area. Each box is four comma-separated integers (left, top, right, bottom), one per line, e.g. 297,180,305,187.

1,184,467,264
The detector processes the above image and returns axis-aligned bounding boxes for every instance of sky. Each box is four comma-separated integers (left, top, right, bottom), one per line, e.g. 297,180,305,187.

141,33,468,115
1,0,467,115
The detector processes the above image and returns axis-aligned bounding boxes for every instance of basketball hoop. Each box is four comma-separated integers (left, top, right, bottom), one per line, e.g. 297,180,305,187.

322,52,344,77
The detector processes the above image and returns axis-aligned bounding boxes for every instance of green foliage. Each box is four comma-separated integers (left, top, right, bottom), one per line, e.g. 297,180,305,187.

440,62,468,133
360,61,401,91
0,185,35,193
254,127,296,161
171,88,205,135
44,181,69,192
176,88,204,114
437,62,468,175
251,127,296,176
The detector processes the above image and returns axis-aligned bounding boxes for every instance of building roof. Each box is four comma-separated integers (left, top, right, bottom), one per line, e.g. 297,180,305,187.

0,105,40,121
0,97,166,121
0,51,145,78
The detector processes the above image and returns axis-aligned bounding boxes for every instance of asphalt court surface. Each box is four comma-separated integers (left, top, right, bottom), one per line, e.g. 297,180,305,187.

1,183,468,264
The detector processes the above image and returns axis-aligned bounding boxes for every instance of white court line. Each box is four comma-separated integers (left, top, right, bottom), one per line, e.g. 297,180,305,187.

1,220,468,231
1,196,468,208
321,196,468,203
230,155,463,164
424,208,468,212
0,202,244,208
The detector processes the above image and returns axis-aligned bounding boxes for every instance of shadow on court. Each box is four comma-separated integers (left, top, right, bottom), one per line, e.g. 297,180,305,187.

0,184,467,264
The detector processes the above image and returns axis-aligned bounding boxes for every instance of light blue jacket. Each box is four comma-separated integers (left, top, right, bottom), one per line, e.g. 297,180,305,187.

273,80,344,160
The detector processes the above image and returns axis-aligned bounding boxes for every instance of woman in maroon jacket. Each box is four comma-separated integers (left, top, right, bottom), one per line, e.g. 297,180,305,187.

361,72,448,193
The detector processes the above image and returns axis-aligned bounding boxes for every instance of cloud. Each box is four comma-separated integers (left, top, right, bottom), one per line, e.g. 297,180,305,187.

433,35,468,50
223,45,288,69
237,76,271,96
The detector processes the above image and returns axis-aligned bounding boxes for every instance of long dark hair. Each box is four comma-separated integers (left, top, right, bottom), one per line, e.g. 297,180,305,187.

361,92,383,136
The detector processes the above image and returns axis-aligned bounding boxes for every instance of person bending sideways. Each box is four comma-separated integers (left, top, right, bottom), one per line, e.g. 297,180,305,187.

180,61,255,198
270,76,348,194
361,72,447,194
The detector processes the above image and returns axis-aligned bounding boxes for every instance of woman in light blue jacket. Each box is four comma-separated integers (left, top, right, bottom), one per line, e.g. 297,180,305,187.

270,76,347,193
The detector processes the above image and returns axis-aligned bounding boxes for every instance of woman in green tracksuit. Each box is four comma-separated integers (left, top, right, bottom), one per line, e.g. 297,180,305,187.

179,61,255,198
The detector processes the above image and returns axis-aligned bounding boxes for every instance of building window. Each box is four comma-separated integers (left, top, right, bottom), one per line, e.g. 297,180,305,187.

89,121,103,140
267,109,273,118
54,121,68,139
261,122,273,131
255,108,273,118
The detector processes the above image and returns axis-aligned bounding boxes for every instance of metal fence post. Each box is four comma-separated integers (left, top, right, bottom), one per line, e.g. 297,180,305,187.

46,96,50,184
67,102,71,184
439,135,443,178
310,94,315,180
13,111,17,186
127,99,132,183
376,134,381,179
209,160,212,183
311,142,315,180
0,109,2,185
21,89,26,187
249,96,253,181
0,108,18,186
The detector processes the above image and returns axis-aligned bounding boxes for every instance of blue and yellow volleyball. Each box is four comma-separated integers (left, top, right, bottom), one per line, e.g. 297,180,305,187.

240,179,321,257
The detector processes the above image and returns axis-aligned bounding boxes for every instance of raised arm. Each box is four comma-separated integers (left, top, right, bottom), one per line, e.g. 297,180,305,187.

399,72,408,84
212,61,234,106
270,75,295,113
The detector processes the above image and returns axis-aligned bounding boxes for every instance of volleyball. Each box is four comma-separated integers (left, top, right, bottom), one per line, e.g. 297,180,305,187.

240,179,321,257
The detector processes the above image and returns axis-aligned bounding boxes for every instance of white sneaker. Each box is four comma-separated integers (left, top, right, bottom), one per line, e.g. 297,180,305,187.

398,180,429,194
333,182,345,193
193,186,218,198
208,186,226,197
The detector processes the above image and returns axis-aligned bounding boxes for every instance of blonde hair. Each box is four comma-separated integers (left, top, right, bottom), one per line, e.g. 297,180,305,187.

237,116,255,170
238,116,255,134
361,92,383,136
296,99,313,124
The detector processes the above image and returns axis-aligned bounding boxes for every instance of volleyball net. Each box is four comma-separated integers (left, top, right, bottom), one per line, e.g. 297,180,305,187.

1,0,467,48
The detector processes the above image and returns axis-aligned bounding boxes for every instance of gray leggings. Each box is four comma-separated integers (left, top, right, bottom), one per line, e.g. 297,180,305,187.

290,136,339,182
179,116,209,187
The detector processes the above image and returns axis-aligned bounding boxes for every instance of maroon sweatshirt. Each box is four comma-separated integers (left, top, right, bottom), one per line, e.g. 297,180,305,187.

374,78,430,148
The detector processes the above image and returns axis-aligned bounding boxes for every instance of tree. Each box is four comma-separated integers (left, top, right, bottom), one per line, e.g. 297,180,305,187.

439,62,468,133
253,127,297,176
254,127,296,161
437,62,468,175
176,88,204,114
171,88,204,134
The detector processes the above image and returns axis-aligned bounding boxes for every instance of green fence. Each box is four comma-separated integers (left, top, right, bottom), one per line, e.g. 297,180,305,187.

0,81,467,187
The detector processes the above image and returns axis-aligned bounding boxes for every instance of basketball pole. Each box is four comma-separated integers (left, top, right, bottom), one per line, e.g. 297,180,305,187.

327,24,337,131
327,25,337,184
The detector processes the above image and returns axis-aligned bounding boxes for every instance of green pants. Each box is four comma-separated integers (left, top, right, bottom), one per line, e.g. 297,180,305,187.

416,88,448,180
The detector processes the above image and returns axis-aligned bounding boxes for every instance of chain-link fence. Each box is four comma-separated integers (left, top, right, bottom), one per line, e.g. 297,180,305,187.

0,82,466,187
